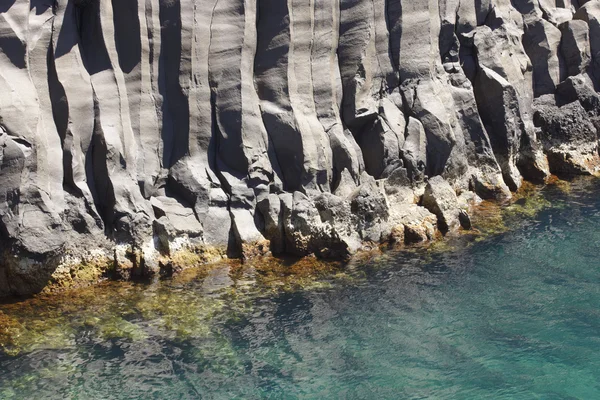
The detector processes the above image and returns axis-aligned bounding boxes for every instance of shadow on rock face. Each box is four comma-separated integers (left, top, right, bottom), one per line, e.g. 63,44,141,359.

0,249,63,298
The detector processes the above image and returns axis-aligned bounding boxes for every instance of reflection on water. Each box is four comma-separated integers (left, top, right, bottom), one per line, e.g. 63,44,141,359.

1,178,600,399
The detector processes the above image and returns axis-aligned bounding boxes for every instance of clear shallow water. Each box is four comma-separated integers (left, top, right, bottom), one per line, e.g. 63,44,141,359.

1,180,600,399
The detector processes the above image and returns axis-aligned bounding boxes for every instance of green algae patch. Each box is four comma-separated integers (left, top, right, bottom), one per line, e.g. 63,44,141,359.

98,317,147,341
0,311,24,355
188,336,245,375
245,256,343,292
0,310,74,356
135,289,226,340
0,259,252,356
546,175,572,194
467,179,569,242
0,283,222,355
504,194,553,219
0,255,349,356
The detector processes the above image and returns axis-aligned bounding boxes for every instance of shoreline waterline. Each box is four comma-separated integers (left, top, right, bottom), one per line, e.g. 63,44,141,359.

1,175,599,398
0,175,590,353
0,175,585,302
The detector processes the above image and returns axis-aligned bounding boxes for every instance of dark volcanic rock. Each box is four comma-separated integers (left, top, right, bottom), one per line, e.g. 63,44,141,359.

1,0,600,295
534,96,600,175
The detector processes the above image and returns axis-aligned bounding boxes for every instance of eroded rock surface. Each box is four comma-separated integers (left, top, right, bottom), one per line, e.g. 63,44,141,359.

1,0,600,296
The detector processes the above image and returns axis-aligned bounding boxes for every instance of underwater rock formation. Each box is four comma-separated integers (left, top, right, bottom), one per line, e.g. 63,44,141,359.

1,0,600,296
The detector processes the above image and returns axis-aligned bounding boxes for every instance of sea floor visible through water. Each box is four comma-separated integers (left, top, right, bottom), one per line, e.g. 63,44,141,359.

1,177,600,399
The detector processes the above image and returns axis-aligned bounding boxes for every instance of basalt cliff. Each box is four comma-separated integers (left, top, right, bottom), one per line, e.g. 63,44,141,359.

1,0,600,296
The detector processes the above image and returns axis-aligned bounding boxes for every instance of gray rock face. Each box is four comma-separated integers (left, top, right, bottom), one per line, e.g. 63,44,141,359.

534,94,600,174
574,2,600,89
1,0,600,296
422,176,464,233
560,20,592,78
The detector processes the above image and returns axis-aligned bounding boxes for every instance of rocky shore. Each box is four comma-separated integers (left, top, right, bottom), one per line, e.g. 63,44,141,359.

1,0,600,296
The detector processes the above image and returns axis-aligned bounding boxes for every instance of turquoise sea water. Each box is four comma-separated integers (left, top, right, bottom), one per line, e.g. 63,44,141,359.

1,179,600,399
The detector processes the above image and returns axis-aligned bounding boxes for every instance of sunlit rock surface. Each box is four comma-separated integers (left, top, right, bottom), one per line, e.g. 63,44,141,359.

1,0,600,295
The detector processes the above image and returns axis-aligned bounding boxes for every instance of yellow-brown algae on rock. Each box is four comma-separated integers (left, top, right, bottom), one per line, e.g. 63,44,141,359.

0,311,22,355
0,279,225,355
159,245,227,276
0,302,74,357
243,255,343,292
45,253,116,294
37,243,231,296
546,175,572,193
0,252,351,356
466,178,574,241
